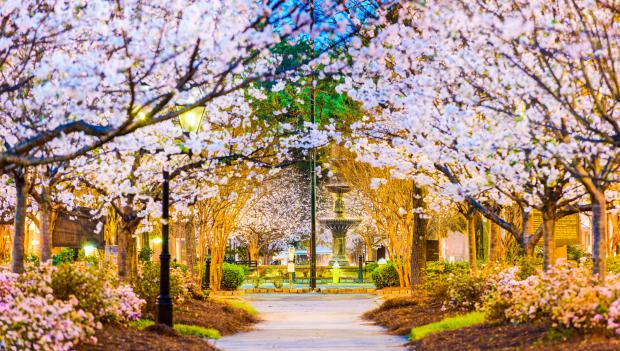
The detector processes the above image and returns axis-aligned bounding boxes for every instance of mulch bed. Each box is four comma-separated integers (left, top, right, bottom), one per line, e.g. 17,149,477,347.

174,298,259,335
75,324,217,351
77,298,258,350
367,296,620,350
363,295,451,335
407,323,620,351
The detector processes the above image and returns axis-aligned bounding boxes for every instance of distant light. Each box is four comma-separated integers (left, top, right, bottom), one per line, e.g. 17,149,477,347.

151,237,163,245
378,258,387,265
31,239,40,246
83,244,97,257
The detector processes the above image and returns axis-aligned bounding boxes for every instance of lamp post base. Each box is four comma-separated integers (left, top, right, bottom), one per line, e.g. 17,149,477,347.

156,296,173,327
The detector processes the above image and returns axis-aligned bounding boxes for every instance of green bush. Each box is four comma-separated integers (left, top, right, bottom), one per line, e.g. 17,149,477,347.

132,262,200,314
371,262,400,289
518,256,542,279
26,254,40,266
138,247,153,262
221,263,245,291
365,261,378,273
20,262,144,324
608,256,620,274
423,261,470,298
52,263,109,318
567,245,587,261
440,269,496,311
172,261,189,272
238,265,252,276
52,248,76,265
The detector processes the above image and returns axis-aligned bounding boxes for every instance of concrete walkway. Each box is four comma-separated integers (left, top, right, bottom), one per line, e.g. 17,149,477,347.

215,293,407,351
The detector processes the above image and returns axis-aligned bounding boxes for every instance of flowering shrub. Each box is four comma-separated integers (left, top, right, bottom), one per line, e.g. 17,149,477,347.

441,268,499,311
102,284,144,323
18,262,144,324
0,294,98,351
133,262,200,314
0,270,97,351
483,259,620,335
0,262,145,351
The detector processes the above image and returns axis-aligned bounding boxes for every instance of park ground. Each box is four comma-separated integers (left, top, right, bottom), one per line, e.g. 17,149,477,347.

216,293,407,351
215,292,620,351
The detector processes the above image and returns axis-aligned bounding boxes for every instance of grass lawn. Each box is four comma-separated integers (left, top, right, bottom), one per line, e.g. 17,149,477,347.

129,319,221,339
410,312,485,341
223,299,258,315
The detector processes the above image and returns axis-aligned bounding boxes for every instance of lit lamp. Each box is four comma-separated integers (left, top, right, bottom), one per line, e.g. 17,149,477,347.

175,104,206,133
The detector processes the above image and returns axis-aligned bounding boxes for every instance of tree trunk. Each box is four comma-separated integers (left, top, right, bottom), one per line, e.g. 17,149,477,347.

366,243,375,261
248,242,259,263
411,183,427,286
0,225,11,263
38,186,57,264
210,243,225,291
542,208,556,271
591,190,607,280
489,221,502,262
522,211,535,256
185,220,196,277
118,221,139,280
11,171,27,274
467,214,477,270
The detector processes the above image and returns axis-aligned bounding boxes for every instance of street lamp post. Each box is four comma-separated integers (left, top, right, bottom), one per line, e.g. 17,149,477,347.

156,103,206,327
156,170,172,326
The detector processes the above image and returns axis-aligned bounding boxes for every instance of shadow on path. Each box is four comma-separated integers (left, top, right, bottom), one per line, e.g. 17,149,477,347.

215,293,407,351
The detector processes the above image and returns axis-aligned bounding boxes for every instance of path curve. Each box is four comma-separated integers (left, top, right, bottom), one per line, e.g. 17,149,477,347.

215,293,407,351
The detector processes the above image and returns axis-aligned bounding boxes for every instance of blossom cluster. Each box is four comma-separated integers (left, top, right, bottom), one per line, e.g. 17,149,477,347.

441,266,502,312
484,260,620,334
0,262,144,350
0,269,95,351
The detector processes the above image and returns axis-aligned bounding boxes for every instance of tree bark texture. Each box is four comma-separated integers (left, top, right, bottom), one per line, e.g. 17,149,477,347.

11,171,27,274
542,208,556,271
591,191,607,280
467,214,477,270
118,220,139,280
411,183,427,286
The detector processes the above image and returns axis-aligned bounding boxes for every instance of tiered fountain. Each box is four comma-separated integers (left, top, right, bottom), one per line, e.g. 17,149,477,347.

319,172,360,266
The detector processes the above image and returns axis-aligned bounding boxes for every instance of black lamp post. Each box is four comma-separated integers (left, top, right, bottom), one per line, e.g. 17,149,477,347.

156,170,172,326
156,103,206,327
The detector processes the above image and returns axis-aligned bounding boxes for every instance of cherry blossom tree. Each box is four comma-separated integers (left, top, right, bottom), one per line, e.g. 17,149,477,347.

1,0,365,273
235,169,310,264
341,1,617,275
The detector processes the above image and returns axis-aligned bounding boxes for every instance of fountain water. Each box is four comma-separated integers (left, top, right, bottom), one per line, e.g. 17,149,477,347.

319,173,361,266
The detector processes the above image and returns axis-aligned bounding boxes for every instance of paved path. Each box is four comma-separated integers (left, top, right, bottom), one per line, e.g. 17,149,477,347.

215,293,407,351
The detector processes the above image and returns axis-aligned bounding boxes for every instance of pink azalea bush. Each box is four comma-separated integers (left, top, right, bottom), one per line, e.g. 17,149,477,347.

0,269,97,351
0,262,144,350
441,266,501,311
0,293,98,351
484,259,620,334
41,262,145,324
